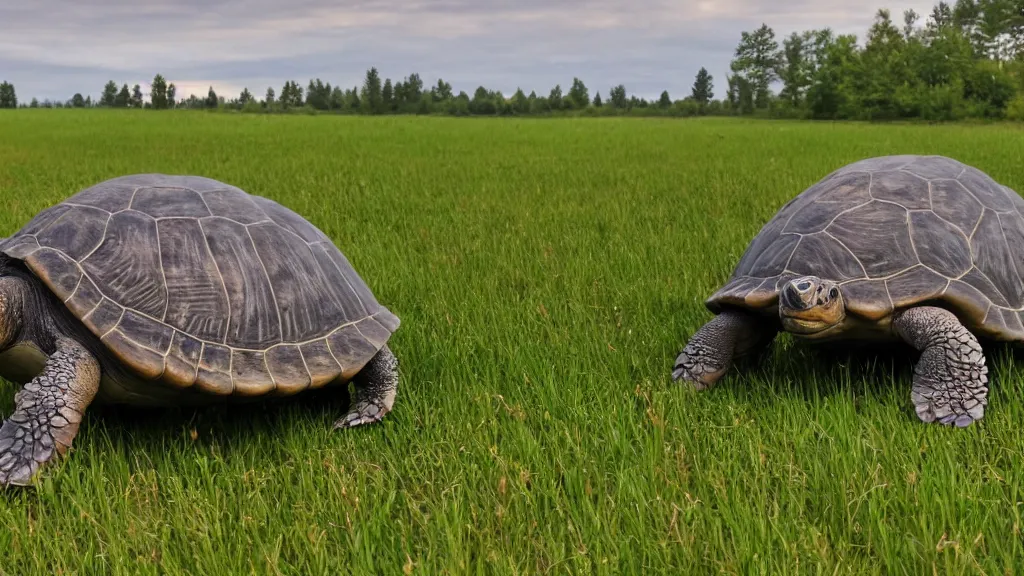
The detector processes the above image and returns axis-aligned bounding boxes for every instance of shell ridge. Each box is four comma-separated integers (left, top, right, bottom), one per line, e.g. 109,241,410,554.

195,214,233,346
194,342,204,382
955,171,990,209
112,328,174,357
155,220,170,322
296,346,315,390
35,208,76,238
299,233,356,321
323,336,345,373
822,230,868,278
744,232,799,277
317,241,370,317
897,169,929,183
882,279,894,310
63,274,84,304
781,235,803,272
929,210,974,247
202,215,273,228
822,200,873,231
995,212,1024,302
871,198,911,210
127,187,142,209
101,310,126,340
192,194,232,342
969,211,985,240
252,218,317,248
262,352,278,393
61,202,113,214
243,226,284,342
905,210,923,267
227,346,235,393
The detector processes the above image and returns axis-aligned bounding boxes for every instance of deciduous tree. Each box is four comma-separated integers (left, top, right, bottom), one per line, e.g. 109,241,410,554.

730,23,782,108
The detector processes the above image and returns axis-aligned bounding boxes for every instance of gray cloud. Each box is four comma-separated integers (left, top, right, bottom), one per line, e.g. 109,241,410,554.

1,0,939,102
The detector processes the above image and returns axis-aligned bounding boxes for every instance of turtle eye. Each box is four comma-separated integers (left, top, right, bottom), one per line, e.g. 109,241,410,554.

829,287,838,299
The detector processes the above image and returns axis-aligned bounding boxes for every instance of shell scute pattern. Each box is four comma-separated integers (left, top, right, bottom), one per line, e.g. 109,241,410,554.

707,155,1024,341
0,175,399,395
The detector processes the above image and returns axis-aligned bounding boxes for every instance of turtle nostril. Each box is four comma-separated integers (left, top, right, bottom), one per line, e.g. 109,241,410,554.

782,282,798,303
784,283,805,308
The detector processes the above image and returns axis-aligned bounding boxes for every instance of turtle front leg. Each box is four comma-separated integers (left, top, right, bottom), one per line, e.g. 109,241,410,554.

0,339,100,486
672,308,778,389
334,345,399,429
892,306,988,427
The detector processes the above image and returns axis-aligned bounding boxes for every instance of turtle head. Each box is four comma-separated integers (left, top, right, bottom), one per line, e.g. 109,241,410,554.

778,276,845,336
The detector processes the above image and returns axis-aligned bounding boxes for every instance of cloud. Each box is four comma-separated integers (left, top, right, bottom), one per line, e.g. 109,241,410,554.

1,0,941,102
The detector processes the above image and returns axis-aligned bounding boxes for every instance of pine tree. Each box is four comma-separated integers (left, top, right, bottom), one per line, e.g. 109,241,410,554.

691,67,714,105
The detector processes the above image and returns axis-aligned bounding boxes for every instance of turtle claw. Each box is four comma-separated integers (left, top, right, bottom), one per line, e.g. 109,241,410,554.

670,365,693,384
0,417,51,487
915,404,984,428
333,401,391,429
948,413,979,428
672,346,729,390
0,458,40,487
912,386,986,428
671,363,712,391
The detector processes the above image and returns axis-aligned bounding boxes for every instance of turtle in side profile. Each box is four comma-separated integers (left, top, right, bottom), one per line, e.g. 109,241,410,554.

0,174,401,485
673,154,1024,427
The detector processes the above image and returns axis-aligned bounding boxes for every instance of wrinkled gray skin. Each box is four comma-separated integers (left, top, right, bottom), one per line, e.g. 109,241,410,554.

0,174,402,486
672,154,1012,427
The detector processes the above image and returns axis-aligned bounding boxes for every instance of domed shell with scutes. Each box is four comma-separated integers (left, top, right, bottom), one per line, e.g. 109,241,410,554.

0,174,399,396
707,155,1024,341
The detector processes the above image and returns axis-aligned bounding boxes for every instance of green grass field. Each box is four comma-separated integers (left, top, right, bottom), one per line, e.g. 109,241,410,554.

3,110,1024,574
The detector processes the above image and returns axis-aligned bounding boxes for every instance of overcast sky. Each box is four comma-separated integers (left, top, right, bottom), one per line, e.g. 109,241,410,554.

2,0,940,103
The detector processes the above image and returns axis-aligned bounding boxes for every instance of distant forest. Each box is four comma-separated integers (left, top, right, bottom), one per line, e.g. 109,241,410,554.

4,1,1024,121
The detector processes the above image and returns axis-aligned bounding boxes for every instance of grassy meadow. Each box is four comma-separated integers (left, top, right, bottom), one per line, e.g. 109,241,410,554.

3,110,1024,573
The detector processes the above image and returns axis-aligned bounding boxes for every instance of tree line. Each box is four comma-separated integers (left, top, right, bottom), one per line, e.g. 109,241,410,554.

0,70,715,117
3,0,1024,121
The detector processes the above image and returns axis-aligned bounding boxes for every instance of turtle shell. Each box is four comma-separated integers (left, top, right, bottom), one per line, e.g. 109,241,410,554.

707,155,1024,341
0,174,400,395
